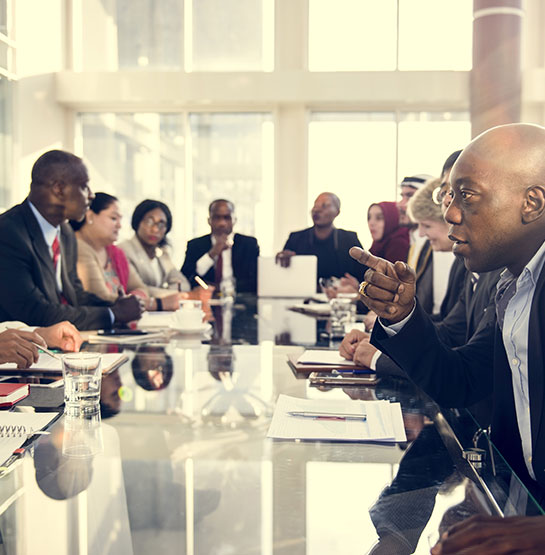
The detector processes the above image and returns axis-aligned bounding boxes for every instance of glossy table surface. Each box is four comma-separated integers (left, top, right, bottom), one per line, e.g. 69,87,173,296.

0,296,542,555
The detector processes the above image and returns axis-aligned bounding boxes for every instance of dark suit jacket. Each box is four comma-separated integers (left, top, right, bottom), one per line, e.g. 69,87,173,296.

375,269,500,381
181,233,259,293
416,245,467,320
283,227,365,282
371,267,545,494
0,200,112,329
435,269,501,348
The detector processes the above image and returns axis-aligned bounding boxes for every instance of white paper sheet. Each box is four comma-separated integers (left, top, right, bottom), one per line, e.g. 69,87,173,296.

289,303,331,316
267,394,407,443
296,350,356,366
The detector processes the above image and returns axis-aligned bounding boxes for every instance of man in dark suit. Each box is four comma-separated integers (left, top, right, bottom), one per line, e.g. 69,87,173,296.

350,123,545,553
275,192,365,286
0,150,142,330
181,199,259,293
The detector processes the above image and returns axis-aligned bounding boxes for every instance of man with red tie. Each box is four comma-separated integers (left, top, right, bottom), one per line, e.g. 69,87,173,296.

0,150,142,330
181,199,259,294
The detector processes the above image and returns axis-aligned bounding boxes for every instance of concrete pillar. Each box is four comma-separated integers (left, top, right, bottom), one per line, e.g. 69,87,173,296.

471,0,523,137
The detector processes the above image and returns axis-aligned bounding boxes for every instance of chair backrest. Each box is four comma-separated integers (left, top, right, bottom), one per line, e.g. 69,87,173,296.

257,255,317,297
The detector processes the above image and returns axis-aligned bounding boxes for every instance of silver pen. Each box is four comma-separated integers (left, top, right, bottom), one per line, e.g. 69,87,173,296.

288,411,367,421
31,342,62,361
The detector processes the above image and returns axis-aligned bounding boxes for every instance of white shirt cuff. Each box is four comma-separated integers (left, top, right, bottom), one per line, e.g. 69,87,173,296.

196,253,215,277
0,321,34,332
377,302,416,337
369,350,382,371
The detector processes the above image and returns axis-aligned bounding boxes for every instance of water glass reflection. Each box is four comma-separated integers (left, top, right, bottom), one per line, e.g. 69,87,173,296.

62,412,103,459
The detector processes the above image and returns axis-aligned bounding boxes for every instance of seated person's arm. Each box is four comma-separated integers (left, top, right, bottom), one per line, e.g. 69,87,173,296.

0,329,45,368
350,246,495,407
77,250,118,303
276,233,297,267
36,321,82,352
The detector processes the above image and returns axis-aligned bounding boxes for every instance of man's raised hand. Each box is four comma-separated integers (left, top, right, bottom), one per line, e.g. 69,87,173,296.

349,247,416,324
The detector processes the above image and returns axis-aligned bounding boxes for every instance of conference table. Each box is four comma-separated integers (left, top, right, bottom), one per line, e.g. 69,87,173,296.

0,295,542,555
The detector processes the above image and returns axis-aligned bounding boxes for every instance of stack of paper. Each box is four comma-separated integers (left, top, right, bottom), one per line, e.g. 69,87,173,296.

297,350,357,367
288,303,331,316
267,394,406,443
138,311,175,329
0,353,128,375
287,349,373,376
86,331,167,344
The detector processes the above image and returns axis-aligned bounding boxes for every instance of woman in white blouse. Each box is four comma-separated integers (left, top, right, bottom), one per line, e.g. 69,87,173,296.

119,199,189,297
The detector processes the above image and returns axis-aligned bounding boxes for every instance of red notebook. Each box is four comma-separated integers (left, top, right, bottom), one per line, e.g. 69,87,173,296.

0,383,29,408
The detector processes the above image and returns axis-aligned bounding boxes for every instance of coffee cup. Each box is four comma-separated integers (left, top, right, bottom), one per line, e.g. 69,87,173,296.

173,300,204,329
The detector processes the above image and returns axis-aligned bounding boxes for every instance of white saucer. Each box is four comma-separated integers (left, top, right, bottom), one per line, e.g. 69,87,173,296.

169,322,212,334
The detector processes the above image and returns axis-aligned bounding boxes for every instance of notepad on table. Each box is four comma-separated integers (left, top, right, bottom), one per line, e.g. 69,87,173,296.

267,394,406,443
297,350,357,366
0,383,29,407
0,412,60,466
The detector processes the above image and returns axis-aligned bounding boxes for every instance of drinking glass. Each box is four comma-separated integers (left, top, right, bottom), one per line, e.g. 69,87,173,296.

62,353,102,416
329,296,356,337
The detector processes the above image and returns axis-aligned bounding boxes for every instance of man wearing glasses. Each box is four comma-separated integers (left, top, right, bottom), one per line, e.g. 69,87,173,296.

181,199,260,294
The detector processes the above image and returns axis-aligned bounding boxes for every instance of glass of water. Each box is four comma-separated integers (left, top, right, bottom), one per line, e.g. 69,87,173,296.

62,353,103,416
329,296,356,337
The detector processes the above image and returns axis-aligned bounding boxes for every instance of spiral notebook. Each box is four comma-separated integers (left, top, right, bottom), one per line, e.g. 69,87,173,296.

0,412,60,467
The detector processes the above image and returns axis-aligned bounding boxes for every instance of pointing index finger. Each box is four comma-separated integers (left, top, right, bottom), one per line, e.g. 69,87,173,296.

349,246,383,270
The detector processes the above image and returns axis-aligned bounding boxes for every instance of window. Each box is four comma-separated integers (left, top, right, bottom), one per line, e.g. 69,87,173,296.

308,112,470,247
309,0,397,71
397,112,471,180
308,113,397,248
309,0,472,71
116,0,183,69
77,113,185,257
188,0,274,71
189,113,274,253
78,0,274,71
398,0,473,71
77,112,274,260
0,77,12,209
0,0,12,210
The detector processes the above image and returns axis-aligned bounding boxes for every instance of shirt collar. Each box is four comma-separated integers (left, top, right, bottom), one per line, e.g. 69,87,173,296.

28,201,60,248
525,238,545,286
211,233,234,246
496,239,545,290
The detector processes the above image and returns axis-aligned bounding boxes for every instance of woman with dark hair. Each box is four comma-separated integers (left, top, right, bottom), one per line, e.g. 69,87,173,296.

119,199,190,296
72,194,181,311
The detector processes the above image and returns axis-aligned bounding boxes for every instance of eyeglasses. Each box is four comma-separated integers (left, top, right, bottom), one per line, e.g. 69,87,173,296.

432,184,450,205
142,216,167,231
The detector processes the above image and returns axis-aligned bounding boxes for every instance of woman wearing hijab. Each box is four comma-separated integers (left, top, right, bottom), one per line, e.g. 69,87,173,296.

367,201,410,264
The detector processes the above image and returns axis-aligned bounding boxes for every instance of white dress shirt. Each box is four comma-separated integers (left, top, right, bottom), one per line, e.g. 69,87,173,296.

196,234,234,290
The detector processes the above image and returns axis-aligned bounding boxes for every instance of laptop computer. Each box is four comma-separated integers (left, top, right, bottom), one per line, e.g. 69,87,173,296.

257,255,317,297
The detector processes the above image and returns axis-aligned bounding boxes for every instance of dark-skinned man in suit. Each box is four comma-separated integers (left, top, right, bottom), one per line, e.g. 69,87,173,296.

0,150,142,330
350,123,545,554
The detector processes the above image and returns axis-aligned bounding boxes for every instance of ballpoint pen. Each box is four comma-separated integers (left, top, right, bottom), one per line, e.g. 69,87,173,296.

195,276,209,290
0,429,50,478
288,411,367,421
31,342,62,361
